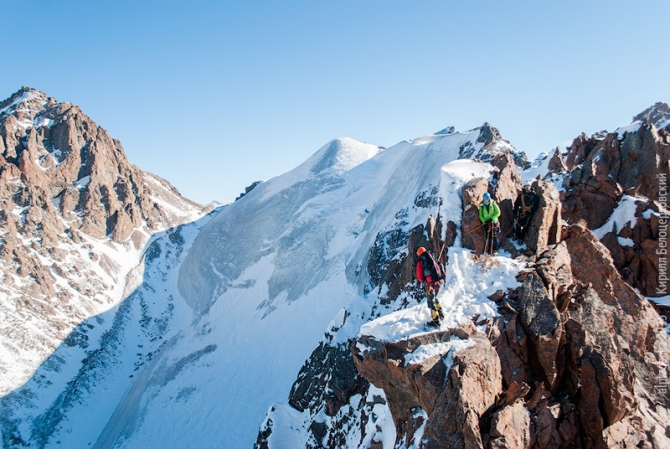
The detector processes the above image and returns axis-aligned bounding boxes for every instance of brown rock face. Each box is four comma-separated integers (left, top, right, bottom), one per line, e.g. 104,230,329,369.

491,153,523,239
488,401,531,449
461,176,491,254
556,115,670,297
352,326,502,449
0,87,204,393
525,180,562,253
461,153,522,255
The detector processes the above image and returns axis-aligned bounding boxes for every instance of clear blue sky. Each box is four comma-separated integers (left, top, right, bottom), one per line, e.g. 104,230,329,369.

2,0,668,204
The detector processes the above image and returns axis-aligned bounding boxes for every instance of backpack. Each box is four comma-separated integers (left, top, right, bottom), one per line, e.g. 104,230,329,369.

420,250,445,281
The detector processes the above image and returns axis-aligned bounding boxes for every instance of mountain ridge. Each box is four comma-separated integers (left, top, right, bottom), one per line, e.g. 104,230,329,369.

0,88,668,448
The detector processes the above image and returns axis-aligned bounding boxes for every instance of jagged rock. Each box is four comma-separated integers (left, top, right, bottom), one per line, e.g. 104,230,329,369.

488,401,531,449
634,102,670,131
561,223,670,447
289,339,367,417
534,242,573,305
524,180,561,254
488,316,528,388
461,177,490,254
559,117,670,297
547,148,567,174
517,271,563,389
460,154,522,255
353,326,502,449
491,152,523,243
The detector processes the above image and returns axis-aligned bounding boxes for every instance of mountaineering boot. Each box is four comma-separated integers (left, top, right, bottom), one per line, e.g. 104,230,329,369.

427,309,441,328
426,319,441,328
435,302,445,321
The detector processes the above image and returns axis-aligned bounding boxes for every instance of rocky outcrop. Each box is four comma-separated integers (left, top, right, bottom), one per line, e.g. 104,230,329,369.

354,220,670,448
289,333,367,417
633,102,670,131
0,87,203,244
353,325,501,449
524,180,561,254
491,153,523,242
461,154,522,255
555,111,669,297
461,176,491,254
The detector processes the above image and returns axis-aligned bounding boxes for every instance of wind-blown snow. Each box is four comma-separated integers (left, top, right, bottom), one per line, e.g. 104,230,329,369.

403,336,475,366
615,121,643,137
592,195,642,239
359,247,523,342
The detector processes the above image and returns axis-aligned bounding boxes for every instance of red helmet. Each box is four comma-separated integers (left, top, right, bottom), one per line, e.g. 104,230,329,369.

416,247,427,256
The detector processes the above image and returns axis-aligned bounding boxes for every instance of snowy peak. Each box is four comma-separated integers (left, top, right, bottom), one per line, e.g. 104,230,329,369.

633,101,670,131
0,87,53,129
308,137,384,175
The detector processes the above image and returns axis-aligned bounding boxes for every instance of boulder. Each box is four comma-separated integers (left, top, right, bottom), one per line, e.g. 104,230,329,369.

488,401,531,449
517,271,562,389
525,180,561,254
491,153,522,240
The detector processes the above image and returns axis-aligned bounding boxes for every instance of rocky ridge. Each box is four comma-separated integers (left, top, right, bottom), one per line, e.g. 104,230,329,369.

546,104,670,298
259,107,670,448
0,87,207,394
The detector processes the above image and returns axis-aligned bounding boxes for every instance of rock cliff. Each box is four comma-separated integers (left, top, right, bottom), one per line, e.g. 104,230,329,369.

556,106,669,297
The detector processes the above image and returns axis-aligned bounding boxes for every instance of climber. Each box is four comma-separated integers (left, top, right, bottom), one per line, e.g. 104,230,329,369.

513,183,539,243
415,246,445,327
478,192,501,255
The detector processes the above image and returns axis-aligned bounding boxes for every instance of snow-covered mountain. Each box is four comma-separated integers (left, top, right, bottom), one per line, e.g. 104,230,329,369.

0,87,208,443
1,89,668,449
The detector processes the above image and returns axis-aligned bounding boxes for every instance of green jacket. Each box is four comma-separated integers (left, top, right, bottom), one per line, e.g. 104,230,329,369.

479,200,501,224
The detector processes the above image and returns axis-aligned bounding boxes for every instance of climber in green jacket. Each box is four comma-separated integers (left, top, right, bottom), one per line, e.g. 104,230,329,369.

478,192,501,255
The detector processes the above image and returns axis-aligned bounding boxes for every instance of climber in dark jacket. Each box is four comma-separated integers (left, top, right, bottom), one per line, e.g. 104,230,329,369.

415,246,445,327
513,183,539,242
478,192,501,255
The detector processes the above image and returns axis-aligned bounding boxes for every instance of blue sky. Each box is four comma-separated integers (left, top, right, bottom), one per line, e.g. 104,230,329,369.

2,0,668,204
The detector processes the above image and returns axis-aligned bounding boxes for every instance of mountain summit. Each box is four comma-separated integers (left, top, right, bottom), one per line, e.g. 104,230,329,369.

633,101,670,130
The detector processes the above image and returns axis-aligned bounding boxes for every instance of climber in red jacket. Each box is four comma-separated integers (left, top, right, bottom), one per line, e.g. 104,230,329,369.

416,246,445,327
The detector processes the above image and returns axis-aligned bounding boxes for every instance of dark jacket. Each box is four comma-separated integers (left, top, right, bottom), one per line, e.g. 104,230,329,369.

514,191,539,227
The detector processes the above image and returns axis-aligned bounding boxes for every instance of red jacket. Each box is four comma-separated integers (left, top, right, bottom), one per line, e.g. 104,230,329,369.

416,260,439,286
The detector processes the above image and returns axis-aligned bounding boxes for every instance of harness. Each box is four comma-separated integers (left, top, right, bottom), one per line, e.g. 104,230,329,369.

516,192,538,228
518,193,534,219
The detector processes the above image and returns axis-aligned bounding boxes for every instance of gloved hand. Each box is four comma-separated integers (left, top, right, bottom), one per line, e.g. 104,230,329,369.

426,276,433,283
